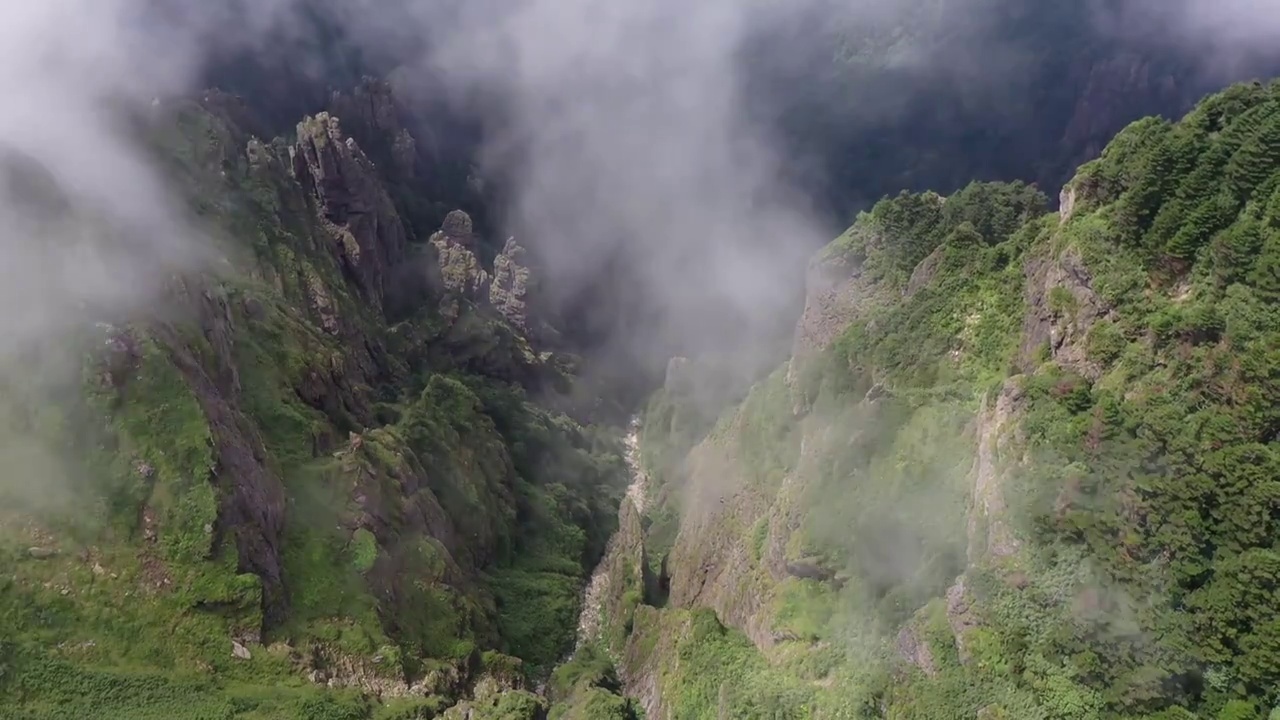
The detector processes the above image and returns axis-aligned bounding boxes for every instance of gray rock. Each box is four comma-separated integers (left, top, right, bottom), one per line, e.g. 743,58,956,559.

292,112,408,309
232,640,252,661
895,623,938,677
489,237,534,332
430,211,490,299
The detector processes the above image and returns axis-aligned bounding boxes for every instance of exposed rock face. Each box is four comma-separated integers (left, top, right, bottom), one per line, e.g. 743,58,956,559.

663,357,691,392
302,644,475,699
335,435,464,572
580,498,647,652
789,250,865,373
619,606,676,720
490,238,534,333
895,622,937,677
968,379,1025,563
1019,245,1115,380
304,268,341,336
292,113,408,311
945,575,981,665
577,420,649,655
431,210,490,299
0,93,634,718
231,640,252,661
662,412,824,654
905,246,943,298
1059,184,1078,225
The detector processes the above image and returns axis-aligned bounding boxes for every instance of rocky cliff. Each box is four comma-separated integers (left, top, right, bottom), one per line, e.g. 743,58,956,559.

589,80,1280,719
0,88,626,719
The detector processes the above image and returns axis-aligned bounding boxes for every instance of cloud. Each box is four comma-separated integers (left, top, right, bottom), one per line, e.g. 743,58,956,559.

1149,0,1280,46
0,0,291,509
0,2,210,353
1100,0,1280,72
371,0,835,387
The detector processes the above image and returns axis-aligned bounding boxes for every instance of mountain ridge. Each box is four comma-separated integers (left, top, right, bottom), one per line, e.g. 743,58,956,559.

0,88,627,719
7,5,1280,718
599,77,1280,720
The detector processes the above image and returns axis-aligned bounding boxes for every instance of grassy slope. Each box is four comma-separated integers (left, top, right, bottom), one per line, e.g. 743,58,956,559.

627,79,1280,720
0,102,626,718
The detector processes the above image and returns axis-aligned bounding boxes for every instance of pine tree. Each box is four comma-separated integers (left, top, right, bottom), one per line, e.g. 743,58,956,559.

1250,234,1280,299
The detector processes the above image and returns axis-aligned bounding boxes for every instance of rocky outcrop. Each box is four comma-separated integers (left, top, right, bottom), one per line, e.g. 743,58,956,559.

662,410,827,654
441,690,547,720
895,622,938,677
431,210,490,299
619,607,678,720
905,246,943,299
1,91,633,719
335,431,464,570
789,250,866,373
582,498,647,653
1058,171,1108,225
665,450,774,647
292,113,409,311
1059,184,1078,225
968,379,1025,563
577,421,650,655
945,576,981,665
490,237,535,334
1019,245,1115,380
663,357,691,392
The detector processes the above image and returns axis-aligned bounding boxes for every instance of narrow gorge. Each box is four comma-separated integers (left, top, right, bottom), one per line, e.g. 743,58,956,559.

574,417,649,656
5,2,1280,719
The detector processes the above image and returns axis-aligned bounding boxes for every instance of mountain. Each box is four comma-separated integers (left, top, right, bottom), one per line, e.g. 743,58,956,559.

592,79,1280,719
0,88,628,719
5,2,1280,719
199,1,1280,393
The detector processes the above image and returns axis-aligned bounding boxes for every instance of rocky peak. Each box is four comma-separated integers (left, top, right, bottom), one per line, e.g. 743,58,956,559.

291,112,409,312
1058,184,1077,225
429,210,489,299
489,237,534,333
440,209,474,243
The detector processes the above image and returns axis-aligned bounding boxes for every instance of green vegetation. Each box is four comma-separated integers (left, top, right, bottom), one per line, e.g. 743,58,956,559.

0,99,626,717
545,645,642,720
626,80,1280,719
8,28,1280,720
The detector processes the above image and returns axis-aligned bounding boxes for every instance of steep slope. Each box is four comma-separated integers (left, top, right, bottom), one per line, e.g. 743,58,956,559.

596,79,1280,719
0,92,626,719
